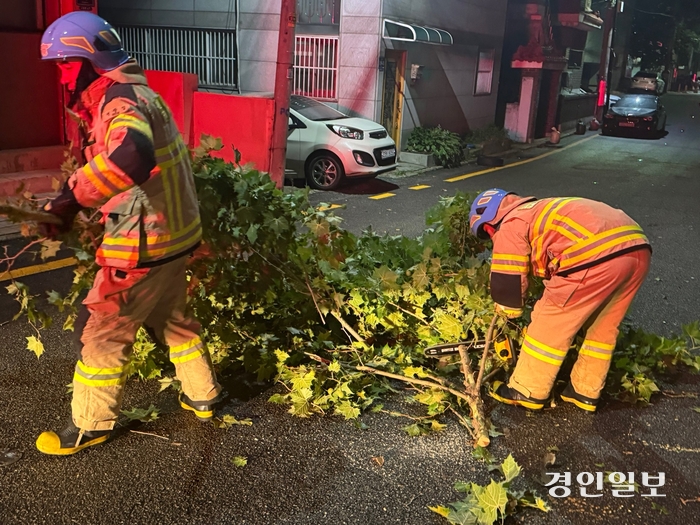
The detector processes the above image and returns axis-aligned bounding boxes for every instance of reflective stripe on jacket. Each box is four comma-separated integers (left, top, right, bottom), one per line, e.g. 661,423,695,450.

67,60,201,269
489,198,650,308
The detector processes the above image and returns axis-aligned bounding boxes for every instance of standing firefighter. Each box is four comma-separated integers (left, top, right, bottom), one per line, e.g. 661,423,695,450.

36,12,221,455
469,189,651,412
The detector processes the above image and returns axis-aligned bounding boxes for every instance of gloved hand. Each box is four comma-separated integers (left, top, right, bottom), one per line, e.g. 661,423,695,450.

495,303,523,319
40,182,82,239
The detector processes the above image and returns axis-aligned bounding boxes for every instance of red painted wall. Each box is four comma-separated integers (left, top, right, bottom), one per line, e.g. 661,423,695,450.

145,70,198,146
193,93,274,171
0,32,61,150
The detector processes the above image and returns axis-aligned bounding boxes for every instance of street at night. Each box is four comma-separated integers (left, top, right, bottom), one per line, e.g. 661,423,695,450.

3,1,700,525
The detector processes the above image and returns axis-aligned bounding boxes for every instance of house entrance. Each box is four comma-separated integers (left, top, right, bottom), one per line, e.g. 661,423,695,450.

381,50,406,145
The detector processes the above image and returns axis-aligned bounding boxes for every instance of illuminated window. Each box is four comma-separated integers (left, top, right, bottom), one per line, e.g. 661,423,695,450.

475,48,495,96
294,36,339,101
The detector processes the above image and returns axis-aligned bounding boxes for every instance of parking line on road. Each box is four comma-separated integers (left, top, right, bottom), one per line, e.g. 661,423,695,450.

444,134,600,183
0,257,77,283
409,185,431,190
369,193,396,200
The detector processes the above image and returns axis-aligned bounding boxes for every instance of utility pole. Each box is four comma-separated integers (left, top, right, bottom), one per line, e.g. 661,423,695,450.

269,0,297,188
596,1,617,121
604,1,620,117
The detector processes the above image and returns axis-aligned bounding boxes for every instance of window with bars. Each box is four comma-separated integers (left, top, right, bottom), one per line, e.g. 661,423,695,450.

293,36,339,101
297,0,340,26
475,48,495,96
117,26,237,90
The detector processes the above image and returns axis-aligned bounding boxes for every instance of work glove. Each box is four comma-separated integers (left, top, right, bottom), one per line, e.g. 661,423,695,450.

495,303,523,319
40,183,82,239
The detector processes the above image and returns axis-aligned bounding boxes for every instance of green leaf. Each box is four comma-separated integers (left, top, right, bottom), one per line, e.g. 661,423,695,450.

692,407,700,413
328,361,341,373
500,454,521,483
274,350,290,363
403,423,428,437
474,480,508,525
214,414,253,429
335,401,361,420
268,393,287,404
472,446,494,464
121,404,160,423
428,506,451,518
26,336,45,358
157,377,181,393
231,456,248,468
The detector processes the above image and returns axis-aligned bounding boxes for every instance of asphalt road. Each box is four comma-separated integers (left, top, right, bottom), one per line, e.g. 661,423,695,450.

2,94,700,525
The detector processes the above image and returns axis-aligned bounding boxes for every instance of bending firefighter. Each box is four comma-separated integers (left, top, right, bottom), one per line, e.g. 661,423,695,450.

469,189,651,412
36,12,221,455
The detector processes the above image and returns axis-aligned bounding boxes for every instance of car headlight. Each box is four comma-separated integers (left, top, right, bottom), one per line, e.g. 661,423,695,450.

328,125,364,140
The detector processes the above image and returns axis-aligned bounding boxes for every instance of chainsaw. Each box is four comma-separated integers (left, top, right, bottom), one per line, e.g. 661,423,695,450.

424,335,516,363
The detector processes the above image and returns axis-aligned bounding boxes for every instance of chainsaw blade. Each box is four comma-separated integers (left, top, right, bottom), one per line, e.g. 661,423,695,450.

424,340,486,357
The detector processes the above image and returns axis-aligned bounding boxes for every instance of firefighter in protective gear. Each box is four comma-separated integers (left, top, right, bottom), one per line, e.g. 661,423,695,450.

35,12,221,455
469,189,651,412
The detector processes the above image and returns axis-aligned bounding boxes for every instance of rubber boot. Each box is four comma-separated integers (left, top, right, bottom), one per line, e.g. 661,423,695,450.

489,381,548,410
179,394,215,421
36,421,110,456
560,383,598,413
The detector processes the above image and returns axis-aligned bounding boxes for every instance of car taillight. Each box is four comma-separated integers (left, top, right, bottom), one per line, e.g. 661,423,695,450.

643,116,654,121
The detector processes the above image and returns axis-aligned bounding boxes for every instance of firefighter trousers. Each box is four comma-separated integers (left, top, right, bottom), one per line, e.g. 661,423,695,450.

71,257,221,431
508,247,651,401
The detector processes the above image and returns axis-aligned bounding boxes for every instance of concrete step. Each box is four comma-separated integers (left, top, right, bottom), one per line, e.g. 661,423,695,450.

0,145,67,175
0,169,65,198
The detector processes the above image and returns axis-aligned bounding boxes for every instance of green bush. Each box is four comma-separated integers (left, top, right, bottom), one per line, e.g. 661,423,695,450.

406,126,465,168
463,124,509,145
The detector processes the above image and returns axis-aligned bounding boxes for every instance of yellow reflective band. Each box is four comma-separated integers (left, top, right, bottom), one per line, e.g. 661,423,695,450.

161,166,177,232
171,350,205,365
93,154,132,191
580,349,614,361
73,375,125,387
491,264,529,274
560,231,648,268
77,361,125,376
170,337,202,354
522,346,563,366
82,162,113,198
525,335,568,356
550,224,581,242
101,236,140,247
554,215,593,238
583,340,615,351
107,114,154,143
160,144,188,169
493,253,529,262
532,199,560,275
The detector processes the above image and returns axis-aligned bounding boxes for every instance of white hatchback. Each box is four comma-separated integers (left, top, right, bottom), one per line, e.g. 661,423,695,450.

286,95,397,190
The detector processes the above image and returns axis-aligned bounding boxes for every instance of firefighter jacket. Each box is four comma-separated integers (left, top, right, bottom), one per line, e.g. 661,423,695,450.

50,60,201,269
489,198,650,309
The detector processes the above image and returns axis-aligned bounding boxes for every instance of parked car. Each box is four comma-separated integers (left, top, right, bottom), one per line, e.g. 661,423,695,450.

602,94,667,138
286,95,397,190
630,71,664,94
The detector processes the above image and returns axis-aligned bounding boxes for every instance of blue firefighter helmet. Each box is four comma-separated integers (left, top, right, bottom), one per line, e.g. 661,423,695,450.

469,188,514,238
40,12,129,71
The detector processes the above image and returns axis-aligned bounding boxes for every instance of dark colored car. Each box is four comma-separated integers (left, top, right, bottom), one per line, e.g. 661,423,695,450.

602,94,667,138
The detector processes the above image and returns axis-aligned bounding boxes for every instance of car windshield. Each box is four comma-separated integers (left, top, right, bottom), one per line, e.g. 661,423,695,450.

290,95,348,121
615,96,657,109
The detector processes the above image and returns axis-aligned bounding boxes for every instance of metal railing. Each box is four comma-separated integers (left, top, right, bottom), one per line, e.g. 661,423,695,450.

293,35,338,101
117,26,237,90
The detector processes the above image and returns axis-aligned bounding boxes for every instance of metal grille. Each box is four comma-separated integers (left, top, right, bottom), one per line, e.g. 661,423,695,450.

117,26,237,90
294,36,338,101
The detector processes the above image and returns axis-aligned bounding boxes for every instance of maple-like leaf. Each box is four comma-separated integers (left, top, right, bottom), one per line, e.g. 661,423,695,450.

500,454,522,483
474,480,507,524
231,456,248,468
26,336,45,358
40,239,62,260
121,404,160,423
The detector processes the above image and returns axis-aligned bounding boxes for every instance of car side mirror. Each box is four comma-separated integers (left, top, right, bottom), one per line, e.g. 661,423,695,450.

288,117,295,131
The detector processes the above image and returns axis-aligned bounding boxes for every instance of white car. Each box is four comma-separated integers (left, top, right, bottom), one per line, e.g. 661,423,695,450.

286,95,397,190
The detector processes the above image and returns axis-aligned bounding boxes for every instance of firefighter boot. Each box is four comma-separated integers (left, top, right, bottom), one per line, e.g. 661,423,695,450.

36,421,110,455
560,383,598,413
179,394,215,421
489,381,548,410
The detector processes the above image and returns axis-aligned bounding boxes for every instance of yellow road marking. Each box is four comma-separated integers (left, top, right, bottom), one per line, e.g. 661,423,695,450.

444,134,599,183
0,257,77,283
318,204,343,211
369,193,396,200
409,185,431,190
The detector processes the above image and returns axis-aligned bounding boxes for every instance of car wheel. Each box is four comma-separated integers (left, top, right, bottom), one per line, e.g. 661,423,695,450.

306,152,345,191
